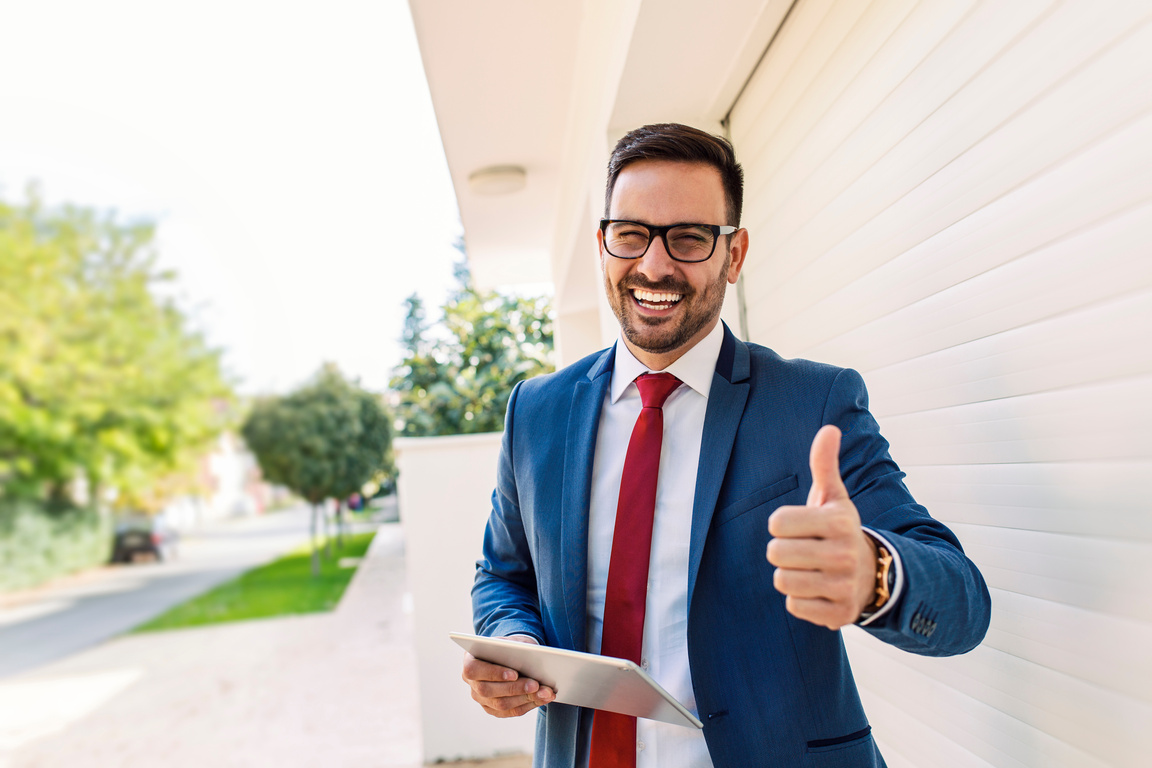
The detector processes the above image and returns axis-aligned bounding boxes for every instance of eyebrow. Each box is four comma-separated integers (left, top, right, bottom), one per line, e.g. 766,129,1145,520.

606,218,715,227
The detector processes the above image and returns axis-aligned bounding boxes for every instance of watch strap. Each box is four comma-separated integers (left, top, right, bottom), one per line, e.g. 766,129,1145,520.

858,541,895,622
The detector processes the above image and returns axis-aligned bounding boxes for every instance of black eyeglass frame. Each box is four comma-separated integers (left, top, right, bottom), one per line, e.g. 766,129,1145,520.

599,219,738,263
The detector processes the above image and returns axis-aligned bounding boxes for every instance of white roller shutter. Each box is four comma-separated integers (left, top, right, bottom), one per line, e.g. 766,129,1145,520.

728,1,1152,766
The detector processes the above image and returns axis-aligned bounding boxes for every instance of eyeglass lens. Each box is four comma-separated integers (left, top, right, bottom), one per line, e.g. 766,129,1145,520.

603,222,716,262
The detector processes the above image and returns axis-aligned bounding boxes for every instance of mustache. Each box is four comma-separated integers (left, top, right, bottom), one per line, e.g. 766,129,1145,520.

618,276,692,294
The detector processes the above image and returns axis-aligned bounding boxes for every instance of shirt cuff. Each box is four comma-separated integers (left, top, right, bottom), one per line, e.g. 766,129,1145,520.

857,528,904,627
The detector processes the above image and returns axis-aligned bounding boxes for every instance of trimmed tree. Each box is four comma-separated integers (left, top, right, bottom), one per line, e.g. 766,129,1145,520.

391,259,554,437
241,364,392,574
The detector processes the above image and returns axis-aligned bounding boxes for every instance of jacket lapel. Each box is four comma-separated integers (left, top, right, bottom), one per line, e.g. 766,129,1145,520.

687,326,750,618
558,346,614,652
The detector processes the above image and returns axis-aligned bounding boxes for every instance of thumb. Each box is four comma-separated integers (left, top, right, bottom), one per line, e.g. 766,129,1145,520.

808,425,848,506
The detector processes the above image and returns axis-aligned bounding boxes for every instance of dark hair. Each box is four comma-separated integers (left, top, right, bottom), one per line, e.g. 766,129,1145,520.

604,123,744,226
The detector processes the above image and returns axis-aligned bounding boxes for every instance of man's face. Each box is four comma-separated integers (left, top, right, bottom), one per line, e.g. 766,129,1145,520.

599,160,747,366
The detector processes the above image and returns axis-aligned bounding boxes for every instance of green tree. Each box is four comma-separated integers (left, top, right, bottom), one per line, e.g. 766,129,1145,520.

0,188,231,508
241,364,392,574
391,259,554,436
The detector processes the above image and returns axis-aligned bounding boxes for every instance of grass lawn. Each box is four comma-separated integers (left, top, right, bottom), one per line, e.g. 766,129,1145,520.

133,530,376,633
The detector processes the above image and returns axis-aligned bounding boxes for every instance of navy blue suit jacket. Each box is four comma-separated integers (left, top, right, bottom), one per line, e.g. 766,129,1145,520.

474,325,991,767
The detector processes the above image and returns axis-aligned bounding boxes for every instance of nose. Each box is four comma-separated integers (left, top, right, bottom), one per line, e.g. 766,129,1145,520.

635,233,677,281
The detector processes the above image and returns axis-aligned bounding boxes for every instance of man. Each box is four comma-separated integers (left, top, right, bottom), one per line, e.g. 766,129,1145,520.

462,123,991,767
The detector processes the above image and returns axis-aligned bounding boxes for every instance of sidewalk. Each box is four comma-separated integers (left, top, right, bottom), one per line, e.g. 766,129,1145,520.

0,522,530,768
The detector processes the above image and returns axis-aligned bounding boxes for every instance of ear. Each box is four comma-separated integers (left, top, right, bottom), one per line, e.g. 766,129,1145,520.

726,227,749,284
596,226,608,269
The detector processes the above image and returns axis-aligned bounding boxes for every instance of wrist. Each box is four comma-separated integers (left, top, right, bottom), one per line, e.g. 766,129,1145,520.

857,534,895,623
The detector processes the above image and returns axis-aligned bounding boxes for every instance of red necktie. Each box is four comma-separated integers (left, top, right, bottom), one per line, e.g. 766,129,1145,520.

590,372,682,768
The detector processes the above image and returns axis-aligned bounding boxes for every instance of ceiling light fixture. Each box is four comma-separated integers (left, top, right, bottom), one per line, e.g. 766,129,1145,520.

468,165,527,195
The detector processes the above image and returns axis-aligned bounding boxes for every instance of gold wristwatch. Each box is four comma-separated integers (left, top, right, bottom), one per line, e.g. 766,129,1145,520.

858,541,894,622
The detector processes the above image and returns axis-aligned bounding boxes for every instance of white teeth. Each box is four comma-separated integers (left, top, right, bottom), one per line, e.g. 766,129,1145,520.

632,289,683,306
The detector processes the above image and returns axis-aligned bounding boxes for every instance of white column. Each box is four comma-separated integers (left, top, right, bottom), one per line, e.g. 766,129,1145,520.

395,433,536,762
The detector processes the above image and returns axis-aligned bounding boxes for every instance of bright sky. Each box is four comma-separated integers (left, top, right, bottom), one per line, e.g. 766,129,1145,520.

0,0,462,395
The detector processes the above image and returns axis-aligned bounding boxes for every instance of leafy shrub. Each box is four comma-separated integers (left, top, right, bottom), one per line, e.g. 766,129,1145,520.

0,500,112,592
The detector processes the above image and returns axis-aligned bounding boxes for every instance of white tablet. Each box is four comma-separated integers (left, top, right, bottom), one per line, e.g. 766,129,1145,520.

451,632,703,729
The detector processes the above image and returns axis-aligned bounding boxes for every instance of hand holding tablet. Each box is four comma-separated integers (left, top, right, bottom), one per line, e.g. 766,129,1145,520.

453,632,703,729
460,634,556,717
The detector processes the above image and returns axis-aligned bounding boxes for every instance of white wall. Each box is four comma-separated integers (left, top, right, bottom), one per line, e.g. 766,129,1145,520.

394,433,535,762
729,0,1152,765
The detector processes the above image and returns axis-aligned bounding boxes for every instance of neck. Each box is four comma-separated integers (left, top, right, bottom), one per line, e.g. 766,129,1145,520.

622,317,720,371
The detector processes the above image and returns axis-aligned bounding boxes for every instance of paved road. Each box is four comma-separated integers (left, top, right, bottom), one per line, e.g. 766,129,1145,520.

0,504,335,680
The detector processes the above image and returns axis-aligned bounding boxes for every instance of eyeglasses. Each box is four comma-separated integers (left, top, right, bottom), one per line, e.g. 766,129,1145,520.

599,219,737,263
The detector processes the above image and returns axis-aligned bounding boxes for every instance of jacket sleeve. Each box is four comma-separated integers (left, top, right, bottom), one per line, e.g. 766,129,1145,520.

826,367,991,656
472,380,547,642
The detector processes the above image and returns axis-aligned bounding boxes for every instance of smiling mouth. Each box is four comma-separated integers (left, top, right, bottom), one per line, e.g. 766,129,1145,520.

631,288,683,310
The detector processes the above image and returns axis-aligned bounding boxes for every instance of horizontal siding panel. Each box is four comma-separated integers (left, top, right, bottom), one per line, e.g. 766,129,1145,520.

849,636,1152,767
859,666,1032,768
744,4,1152,331
903,461,1152,541
982,588,1152,704
955,524,1152,622
864,291,1152,418
879,376,1152,465
735,0,978,204
850,639,1115,768
739,0,1058,253
753,85,1152,359
731,0,869,147
915,499,1152,544
806,201,1152,370
977,562,1147,623
734,0,924,186
863,691,1000,768
755,112,1152,363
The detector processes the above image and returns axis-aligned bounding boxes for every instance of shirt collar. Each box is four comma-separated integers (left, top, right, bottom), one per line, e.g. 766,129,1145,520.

609,321,725,404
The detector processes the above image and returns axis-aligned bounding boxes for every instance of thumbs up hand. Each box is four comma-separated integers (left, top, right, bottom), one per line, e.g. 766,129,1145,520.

766,425,879,630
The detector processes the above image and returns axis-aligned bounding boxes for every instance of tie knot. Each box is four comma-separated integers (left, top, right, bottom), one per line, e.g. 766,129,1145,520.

635,372,681,409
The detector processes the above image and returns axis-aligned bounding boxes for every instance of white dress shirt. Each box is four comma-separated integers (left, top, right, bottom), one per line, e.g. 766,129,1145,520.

585,322,723,768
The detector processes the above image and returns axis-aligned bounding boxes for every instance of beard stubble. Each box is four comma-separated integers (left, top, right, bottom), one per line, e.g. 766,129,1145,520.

605,251,731,355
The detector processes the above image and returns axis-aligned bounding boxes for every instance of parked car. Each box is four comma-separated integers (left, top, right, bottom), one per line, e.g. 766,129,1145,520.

111,515,178,564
